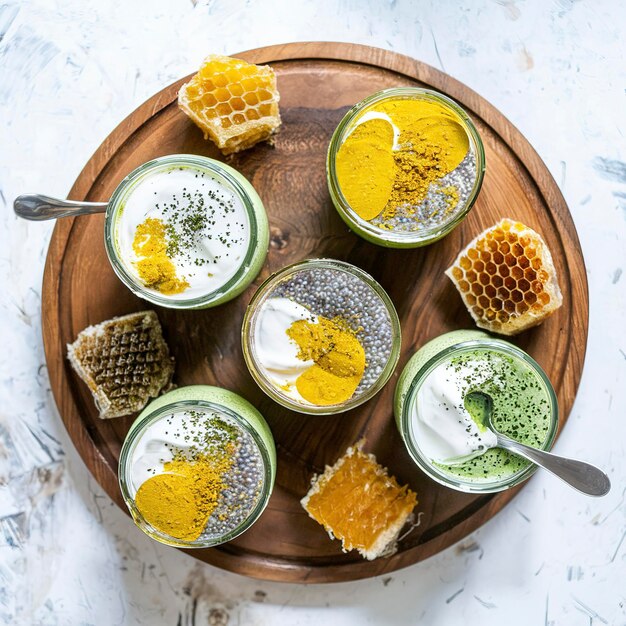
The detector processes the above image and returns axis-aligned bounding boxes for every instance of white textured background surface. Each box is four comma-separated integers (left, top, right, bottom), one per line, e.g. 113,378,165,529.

1,1,625,624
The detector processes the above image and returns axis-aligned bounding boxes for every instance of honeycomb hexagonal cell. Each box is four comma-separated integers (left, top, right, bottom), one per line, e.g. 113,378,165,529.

178,55,281,155
445,218,563,335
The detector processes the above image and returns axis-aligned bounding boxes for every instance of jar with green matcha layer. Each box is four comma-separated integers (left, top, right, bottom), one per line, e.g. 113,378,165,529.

394,330,558,493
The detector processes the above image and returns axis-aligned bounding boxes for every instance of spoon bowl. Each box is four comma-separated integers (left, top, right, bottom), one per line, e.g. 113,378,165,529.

14,155,270,310
464,390,611,497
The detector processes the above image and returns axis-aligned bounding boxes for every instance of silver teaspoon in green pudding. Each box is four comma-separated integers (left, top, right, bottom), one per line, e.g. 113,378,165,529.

464,390,611,497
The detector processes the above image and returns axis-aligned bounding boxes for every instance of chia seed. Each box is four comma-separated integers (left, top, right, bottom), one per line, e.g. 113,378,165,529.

200,420,265,539
271,266,394,395
150,408,265,540
369,151,477,233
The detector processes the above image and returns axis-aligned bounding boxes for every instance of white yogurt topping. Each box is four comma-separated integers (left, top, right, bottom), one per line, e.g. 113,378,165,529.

253,297,317,402
130,409,244,491
115,166,251,300
411,360,498,465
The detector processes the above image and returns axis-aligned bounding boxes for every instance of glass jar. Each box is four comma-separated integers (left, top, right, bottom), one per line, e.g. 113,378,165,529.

118,385,276,547
242,258,401,415
394,330,558,493
105,154,269,309
327,88,485,248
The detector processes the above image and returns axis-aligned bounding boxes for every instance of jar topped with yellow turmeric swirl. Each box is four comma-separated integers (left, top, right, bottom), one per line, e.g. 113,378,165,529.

327,88,485,248
242,259,401,415
118,385,276,547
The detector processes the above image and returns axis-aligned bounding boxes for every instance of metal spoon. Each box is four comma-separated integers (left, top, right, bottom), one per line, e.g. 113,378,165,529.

14,194,107,221
465,390,611,497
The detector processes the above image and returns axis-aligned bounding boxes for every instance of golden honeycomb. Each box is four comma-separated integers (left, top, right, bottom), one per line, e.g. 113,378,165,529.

445,218,563,335
178,55,281,154
301,441,417,560
67,311,174,419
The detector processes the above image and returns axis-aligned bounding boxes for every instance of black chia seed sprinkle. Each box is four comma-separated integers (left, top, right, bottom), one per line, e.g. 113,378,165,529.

153,169,246,269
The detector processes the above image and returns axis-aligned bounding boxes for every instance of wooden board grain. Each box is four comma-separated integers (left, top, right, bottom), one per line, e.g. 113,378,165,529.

42,43,588,583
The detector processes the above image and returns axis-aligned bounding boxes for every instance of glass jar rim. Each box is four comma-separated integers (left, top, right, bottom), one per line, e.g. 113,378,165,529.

326,87,486,246
242,258,402,415
104,154,263,309
118,398,274,548
400,337,559,494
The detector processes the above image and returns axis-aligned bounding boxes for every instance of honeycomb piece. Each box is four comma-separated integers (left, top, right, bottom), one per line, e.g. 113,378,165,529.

301,440,418,560
178,55,281,155
445,218,563,335
67,311,174,419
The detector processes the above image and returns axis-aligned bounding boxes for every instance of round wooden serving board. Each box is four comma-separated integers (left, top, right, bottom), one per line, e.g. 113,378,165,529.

42,43,588,583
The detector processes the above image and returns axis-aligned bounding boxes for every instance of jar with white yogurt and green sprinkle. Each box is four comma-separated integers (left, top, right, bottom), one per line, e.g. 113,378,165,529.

105,154,269,309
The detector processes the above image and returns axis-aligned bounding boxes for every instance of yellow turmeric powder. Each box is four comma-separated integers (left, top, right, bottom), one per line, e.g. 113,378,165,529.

335,118,396,220
132,217,189,295
287,317,366,405
336,98,469,224
135,450,232,541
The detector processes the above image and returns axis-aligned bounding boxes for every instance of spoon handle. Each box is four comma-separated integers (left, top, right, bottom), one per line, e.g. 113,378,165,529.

496,433,611,496
14,194,107,221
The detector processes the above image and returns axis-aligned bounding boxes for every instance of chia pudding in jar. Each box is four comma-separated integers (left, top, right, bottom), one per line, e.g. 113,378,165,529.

327,88,485,248
118,386,275,547
242,259,401,415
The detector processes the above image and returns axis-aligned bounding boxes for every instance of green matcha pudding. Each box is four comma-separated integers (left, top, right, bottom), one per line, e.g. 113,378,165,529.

118,385,276,547
394,330,558,493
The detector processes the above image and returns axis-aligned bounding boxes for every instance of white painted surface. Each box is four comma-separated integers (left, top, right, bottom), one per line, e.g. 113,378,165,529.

0,1,624,624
